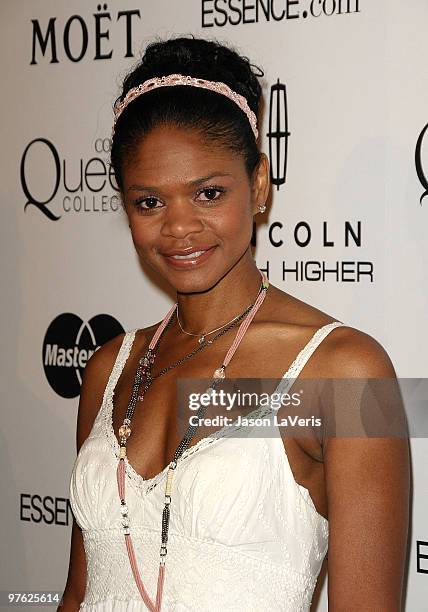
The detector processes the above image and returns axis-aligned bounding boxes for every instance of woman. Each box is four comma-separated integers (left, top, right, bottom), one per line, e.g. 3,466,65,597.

61,37,410,611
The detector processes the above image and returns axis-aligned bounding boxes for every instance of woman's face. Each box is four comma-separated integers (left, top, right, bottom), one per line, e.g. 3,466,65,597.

121,124,268,293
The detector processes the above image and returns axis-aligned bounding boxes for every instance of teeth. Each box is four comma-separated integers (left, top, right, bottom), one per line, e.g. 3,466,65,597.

170,250,206,260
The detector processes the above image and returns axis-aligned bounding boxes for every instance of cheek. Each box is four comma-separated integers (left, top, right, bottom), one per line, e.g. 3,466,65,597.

217,198,254,241
128,219,155,252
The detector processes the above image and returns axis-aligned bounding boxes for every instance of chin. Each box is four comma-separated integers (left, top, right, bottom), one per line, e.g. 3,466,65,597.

164,268,223,294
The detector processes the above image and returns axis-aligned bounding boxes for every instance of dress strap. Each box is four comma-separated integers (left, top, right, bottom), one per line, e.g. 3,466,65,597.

276,321,346,395
102,329,138,406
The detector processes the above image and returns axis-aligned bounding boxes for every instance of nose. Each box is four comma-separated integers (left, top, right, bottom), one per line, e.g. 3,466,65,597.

159,198,204,239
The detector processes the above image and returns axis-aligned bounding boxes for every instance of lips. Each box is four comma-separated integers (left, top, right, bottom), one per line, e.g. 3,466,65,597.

161,245,216,256
160,245,217,269
169,250,207,260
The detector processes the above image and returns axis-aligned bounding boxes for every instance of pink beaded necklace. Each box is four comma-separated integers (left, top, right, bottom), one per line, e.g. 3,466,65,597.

116,269,269,611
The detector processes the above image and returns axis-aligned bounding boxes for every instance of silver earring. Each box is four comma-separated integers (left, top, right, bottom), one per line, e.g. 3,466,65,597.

258,204,266,213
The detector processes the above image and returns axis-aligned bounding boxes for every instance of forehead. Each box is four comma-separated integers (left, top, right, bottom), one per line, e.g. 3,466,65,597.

122,124,245,188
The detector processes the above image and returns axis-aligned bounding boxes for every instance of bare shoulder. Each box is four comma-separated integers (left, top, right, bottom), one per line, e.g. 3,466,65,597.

319,324,397,379
82,329,136,390
266,284,397,378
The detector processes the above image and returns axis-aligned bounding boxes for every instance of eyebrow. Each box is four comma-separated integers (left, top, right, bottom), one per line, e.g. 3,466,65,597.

127,172,234,192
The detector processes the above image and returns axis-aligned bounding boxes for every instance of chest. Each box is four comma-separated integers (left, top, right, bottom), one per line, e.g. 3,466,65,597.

110,337,328,519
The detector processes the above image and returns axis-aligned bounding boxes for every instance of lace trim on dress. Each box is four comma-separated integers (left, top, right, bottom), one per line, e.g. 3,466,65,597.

102,321,345,495
100,330,269,495
102,344,276,494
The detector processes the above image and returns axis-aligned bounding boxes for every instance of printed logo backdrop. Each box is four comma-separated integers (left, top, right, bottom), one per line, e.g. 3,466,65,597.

1,0,427,609
43,314,124,397
20,136,120,220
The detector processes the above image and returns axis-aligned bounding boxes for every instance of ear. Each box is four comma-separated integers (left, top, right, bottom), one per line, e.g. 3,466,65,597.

250,153,270,216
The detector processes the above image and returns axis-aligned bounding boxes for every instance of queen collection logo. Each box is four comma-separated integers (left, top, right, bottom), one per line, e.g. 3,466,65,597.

20,137,120,220
267,79,290,191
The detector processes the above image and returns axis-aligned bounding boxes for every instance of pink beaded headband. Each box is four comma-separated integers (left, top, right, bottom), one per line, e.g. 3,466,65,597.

113,73,259,139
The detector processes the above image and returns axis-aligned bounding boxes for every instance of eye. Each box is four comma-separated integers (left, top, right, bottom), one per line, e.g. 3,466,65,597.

196,186,226,202
132,196,164,213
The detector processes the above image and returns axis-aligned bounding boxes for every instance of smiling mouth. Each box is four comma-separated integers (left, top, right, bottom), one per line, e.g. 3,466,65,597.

161,246,217,268
170,250,206,259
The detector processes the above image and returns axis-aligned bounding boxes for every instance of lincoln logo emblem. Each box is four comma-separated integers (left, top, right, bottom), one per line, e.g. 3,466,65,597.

267,79,290,190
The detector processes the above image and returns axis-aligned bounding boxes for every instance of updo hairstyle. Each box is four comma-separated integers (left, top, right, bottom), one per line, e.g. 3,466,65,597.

110,36,264,192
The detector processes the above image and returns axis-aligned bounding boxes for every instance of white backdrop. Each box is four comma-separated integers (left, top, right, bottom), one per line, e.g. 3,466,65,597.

1,0,427,609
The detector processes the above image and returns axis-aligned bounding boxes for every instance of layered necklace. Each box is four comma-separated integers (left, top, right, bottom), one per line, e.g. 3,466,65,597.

116,269,269,611
176,304,245,345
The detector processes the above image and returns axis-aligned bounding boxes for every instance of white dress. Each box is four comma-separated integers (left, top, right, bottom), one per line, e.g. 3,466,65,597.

69,321,345,611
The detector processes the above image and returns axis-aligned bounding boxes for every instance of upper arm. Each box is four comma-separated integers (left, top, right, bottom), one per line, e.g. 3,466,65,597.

60,332,126,609
323,328,410,611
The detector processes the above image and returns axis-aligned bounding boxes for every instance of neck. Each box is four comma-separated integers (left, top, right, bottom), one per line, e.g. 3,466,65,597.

176,255,264,334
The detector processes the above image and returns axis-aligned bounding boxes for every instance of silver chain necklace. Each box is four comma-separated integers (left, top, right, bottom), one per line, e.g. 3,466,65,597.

176,304,246,345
